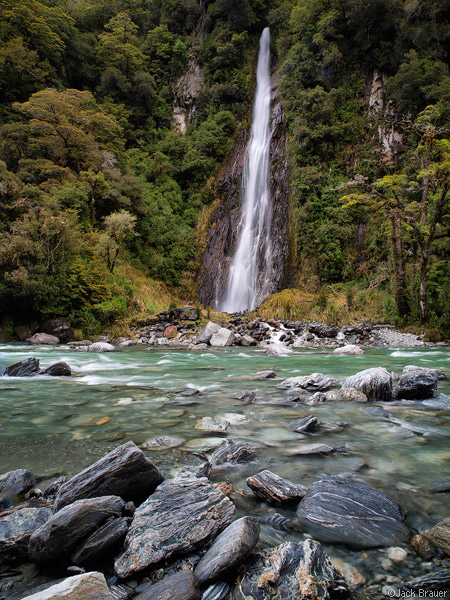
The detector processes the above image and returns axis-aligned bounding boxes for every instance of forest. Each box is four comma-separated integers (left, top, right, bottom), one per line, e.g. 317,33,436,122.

0,0,449,338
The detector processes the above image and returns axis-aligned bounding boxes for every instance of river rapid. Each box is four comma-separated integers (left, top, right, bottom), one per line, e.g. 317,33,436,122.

1,343,449,594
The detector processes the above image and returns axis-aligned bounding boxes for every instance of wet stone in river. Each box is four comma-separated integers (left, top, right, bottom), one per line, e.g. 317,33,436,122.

134,570,200,600
246,470,307,504
211,442,256,466
114,474,235,578
297,476,410,548
194,516,260,586
0,504,53,564
229,539,352,600
290,415,320,433
341,367,392,401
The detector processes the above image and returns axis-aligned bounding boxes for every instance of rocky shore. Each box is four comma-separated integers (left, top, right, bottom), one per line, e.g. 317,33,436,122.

1,439,450,600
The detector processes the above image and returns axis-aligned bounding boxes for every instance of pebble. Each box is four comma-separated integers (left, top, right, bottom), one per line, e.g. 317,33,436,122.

387,547,408,562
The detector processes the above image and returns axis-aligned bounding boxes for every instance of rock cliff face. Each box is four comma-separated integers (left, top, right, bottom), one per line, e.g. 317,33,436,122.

173,56,204,133
368,72,402,165
199,80,290,309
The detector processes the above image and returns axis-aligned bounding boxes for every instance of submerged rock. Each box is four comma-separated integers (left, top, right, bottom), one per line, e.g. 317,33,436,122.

211,442,256,466
229,539,352,599
297,476,409,548
3,357,40,377
142,436,184,450
20,571,113,600
235,390,256,403
339,388,368,402
40,362,73,376
252,370,276,379
0,505,53,564
54,441,164,510
393,366,438,400
290,416,320,433
135,571,200,600
195,417,230,433
29,495,125,563
406,569,450,592
264,344,293,356
246,470,306,504
279,373,334,392
0,469,36,503
195,517,260,586
114,475,235,578
341,367,392,401
287,443,336,456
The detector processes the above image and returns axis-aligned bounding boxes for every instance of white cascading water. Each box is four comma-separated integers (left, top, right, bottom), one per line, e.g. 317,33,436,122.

220,27,272,312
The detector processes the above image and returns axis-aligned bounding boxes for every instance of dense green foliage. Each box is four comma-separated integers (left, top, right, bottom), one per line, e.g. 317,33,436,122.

0,0,266,330
0,0,449,336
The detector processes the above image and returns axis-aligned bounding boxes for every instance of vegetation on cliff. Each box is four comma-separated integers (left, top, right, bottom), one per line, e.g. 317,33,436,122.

0,0,449,337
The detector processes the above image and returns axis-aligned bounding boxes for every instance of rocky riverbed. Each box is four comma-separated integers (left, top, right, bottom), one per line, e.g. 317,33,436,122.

0,318,449,599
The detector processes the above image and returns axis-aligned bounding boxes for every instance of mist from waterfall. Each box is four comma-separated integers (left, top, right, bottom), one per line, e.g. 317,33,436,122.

219,27,272,313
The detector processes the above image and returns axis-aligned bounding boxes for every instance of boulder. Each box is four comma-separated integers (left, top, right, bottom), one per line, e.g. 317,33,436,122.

0,505,52,564
3,357,40,377
20,571,113,600
43,476,69,499
29,495,125,563
235,390,256,402
210,328,234,347
40,362,73,376
0,469,36,502
341,367,392,401
201,582,230,600
211,443,256,466
164,325,178,339
195,517,260,586
279,373,334,391
114,475,235,578
264,344,293,356
290,416,320,433
308,323,339,338
411,534,438,560
54,441,164,511
72,517,129,565
297,476,409,548
425,518,450,556
246,471,306,504
230,540,352,600
406,570,450,592
393,366,438,400
41,318,73,342
197,322,221,344
28,333,59,345
88,342,115,352
339,388,368,402
240,335,257,347
135,571,200,600
14,322,39,341
333,345,364,355
252,370,276,379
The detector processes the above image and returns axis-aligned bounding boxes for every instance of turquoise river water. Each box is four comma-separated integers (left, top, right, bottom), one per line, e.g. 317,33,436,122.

0,343,449,591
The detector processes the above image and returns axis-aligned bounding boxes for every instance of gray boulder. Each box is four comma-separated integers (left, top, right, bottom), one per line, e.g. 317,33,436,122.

42,318,73,342
230,540,352,600
211,442,256,466
297,476,409,548
114,475,235,578
333,344,364,355
88,342,115,352
197,322,221,344
28,333,59,345
210,328,234,347
252,370,276,379
3,357,40,377
20,571,113,600
393,366,438,400
240,334,257,347
135,571,200,600
341,367,392,401
195,517,260,586
0,504,52,563
246,470,306,505
425,518,450,556
72,516,129,565
290,416,320,433
40,362,73,376
29,495,125,563
0,469,36,502
279,373,334,391
54,441,164,510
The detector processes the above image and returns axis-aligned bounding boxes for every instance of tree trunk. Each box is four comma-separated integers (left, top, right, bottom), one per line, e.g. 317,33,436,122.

390,211,409,318
419,246,429,324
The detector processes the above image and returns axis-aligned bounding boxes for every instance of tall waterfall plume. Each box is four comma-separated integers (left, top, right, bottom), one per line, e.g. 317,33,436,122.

219,27,273,312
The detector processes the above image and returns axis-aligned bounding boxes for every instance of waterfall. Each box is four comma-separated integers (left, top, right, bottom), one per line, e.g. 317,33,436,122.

220,27,272,313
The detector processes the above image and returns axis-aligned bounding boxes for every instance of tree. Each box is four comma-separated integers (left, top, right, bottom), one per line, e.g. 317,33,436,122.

96,209,137,272
342,106,450,323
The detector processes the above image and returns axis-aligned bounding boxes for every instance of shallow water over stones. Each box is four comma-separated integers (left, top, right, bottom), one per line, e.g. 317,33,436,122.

0,343,449,596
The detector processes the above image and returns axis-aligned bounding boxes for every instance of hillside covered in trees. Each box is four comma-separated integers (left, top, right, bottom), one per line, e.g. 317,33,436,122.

0,0,449,338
